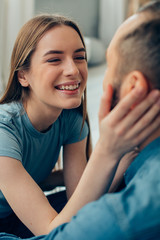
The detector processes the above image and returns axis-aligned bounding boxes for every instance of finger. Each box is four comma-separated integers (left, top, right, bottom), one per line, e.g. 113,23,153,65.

133,113,160,146
116,90,160,134
109,86,146,125
126,99,160,139
98,84,113,122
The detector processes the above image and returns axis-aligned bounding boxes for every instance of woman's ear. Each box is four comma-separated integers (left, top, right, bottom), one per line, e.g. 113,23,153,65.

18,70,29,87
120,70,149,99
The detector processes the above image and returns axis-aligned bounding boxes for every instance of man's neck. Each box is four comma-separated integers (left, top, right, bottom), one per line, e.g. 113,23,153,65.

139,128,160,151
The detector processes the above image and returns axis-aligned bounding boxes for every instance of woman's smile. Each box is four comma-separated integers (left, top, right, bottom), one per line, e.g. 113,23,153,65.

55,81,81,95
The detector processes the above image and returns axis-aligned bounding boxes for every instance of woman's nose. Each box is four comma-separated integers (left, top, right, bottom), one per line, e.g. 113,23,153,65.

63,59,79,77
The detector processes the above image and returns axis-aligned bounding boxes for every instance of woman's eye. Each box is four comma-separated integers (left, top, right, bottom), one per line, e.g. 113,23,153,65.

75,56,86,61
47,58,61,63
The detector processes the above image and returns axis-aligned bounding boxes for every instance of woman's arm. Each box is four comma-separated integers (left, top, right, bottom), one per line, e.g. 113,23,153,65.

63,138,87,199
0,157,57,236
39,138,87,198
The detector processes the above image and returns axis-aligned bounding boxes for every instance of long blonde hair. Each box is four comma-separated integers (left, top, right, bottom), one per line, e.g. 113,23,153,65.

0,14,92,158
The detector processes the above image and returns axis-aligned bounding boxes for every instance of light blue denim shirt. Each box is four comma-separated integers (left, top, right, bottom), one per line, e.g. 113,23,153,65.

0,137,160,240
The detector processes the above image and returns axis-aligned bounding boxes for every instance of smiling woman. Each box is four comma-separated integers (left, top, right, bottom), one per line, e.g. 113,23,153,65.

17,24,88,115
0,14,91,237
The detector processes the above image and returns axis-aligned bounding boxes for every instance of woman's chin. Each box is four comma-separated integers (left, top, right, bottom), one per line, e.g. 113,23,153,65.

63,100,81,110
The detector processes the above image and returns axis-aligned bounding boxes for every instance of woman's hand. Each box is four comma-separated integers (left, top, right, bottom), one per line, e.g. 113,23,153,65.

98,84,160,161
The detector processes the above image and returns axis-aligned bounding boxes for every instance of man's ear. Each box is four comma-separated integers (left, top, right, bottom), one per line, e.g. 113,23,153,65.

120,70,149,99
18,70,29,87
120,71,149,108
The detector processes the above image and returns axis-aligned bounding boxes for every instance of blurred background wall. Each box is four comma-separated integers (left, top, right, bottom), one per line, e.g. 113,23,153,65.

0,0,152,95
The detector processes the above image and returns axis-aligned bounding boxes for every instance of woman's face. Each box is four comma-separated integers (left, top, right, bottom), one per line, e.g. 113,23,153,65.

19,25,88,112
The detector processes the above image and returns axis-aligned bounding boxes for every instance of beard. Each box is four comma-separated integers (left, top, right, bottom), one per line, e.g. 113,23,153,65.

110,88,119,110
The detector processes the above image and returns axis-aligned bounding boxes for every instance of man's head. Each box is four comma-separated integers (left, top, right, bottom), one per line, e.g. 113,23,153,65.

103,0,160,108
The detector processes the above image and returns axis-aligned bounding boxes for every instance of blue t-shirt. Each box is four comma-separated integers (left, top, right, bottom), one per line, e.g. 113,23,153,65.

0,102,88,217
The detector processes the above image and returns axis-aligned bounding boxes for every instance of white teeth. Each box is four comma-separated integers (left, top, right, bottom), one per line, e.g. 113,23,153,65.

59,84,79,90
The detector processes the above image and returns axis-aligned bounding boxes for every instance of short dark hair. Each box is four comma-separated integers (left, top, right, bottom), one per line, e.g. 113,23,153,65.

138,0,160,15
117,10,160,89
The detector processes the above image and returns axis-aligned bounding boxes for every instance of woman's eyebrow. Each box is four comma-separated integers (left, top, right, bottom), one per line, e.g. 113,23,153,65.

75,48,86,53
43,48,86,57
43,50,63,57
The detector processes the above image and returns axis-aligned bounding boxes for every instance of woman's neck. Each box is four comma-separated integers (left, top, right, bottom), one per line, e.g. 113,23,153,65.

23,98,62,132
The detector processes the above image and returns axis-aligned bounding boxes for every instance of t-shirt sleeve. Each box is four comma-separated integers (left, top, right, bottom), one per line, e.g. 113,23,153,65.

63,109,89,144
0,122,22,161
